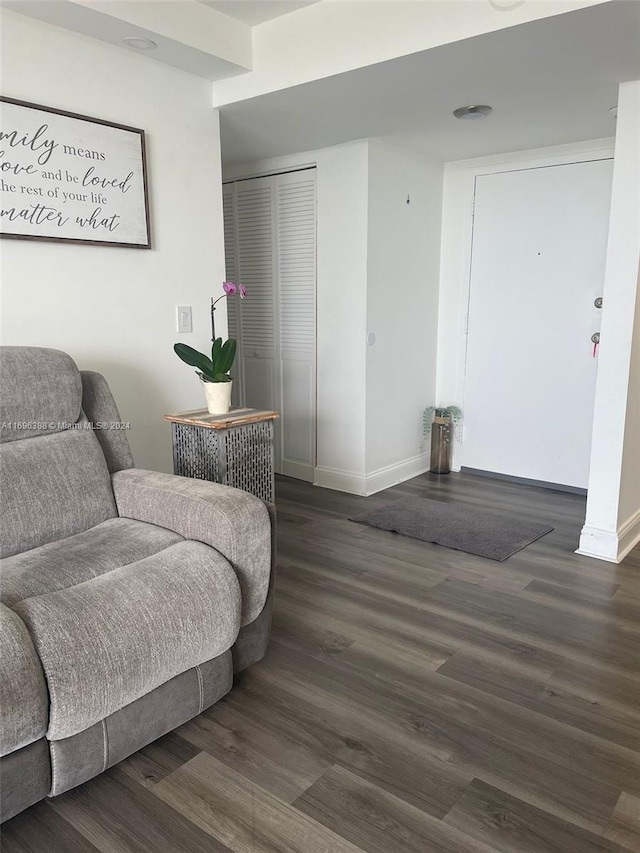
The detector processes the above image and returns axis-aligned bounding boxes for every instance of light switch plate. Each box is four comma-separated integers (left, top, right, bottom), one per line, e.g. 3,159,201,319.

176,305,192,333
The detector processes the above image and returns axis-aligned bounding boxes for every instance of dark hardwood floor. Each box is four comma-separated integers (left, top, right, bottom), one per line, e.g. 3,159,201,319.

3,472,640,852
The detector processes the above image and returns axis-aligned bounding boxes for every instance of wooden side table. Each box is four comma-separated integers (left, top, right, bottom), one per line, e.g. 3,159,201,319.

163,408,279,503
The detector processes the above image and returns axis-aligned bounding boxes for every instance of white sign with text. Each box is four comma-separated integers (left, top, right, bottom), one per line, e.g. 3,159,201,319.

0,98,150,247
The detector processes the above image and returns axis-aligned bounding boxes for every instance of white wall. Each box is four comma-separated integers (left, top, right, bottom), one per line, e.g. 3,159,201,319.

224,141,370,490
579,80,640,562
619,265,640,525
365,140,442,492
314,142,370,488
0,10,226,473
224,138,444,495
436,137,615,471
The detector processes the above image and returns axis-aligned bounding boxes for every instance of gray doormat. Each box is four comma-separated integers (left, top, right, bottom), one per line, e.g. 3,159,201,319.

350,497,554,561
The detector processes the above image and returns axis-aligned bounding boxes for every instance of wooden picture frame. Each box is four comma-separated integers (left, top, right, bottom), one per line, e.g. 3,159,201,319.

0,97,151,248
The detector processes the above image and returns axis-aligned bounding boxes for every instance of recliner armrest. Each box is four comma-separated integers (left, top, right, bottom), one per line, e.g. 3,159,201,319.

112,469,272,626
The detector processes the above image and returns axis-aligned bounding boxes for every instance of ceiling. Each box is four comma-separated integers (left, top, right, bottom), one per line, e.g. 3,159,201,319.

219,1,639,165
2,0,322,80
200,0,320,27
2,0,252,81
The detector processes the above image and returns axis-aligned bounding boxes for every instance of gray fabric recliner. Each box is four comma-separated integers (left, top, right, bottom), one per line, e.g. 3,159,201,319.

0,346,275,822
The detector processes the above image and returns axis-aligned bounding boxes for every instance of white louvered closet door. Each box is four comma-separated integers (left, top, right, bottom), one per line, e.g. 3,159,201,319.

222,184,243,398
223,169,316,482
226,176,277,419
276,170,316,481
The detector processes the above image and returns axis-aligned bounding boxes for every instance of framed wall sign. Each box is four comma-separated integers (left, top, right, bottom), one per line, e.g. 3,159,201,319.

0,97,151,248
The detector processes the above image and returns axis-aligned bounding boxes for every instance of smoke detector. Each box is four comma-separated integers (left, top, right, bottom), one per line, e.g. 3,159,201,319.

453,105,493,121
123,37,157,50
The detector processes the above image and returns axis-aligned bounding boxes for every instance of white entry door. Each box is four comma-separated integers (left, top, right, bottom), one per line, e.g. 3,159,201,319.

462,159,613,489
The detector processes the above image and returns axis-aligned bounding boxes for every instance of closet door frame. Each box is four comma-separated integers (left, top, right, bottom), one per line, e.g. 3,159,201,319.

223,168,317,481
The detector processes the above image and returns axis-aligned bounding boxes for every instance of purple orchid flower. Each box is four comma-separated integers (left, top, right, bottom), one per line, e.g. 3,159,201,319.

211,281,248,340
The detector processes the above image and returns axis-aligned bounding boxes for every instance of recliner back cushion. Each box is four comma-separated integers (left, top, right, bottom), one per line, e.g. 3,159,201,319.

0,347,118,558
0,347,83,444
0,428,118,558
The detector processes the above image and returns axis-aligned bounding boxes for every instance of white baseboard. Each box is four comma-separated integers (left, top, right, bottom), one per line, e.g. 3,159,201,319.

313,453,430,497
313,466,367,495
364,453,430,496
576,526,619,563
617,508,640,562
576,508,640,563
281,459,314,483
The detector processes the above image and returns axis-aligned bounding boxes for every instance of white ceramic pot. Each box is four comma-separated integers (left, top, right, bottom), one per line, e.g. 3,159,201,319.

201,379,232,415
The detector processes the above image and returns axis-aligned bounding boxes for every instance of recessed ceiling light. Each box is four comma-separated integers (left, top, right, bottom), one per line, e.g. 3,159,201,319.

123,36,157,50
453,105,493,120
489,0,525,9
609,106,618,118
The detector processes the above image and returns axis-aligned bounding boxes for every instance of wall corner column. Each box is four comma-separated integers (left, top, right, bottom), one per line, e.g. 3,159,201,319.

578,79,640,563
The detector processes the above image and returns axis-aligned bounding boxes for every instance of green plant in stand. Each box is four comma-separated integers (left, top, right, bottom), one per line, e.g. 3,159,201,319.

423,405,463,439
173,338,237,383
173,338,237,414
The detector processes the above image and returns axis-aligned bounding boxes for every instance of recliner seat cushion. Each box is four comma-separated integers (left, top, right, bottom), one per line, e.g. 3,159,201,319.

0,605,48,755
0,518,183,607
14,541,241,740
